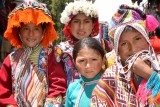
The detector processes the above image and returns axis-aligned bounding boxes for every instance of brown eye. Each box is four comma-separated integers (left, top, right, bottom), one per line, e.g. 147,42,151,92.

23,27,29,30
34,27,40,31
92,58,97,61
78,59,85,63
72,19,79,23
121,42,127,46
85,20,91,23
135,37,141,40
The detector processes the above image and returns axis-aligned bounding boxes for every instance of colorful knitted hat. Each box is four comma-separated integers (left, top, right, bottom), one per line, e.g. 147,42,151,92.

4,1,58,48
109,4,159,39
60,1,99,39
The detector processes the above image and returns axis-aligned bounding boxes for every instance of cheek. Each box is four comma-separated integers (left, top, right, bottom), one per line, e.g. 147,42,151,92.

118,47,128,55
134,41,149,51
70,24,78,30
94,61,103,69
141,42,149,50
75,63,83,71
70,27,77,34
118,49,128,60
88,24,93,30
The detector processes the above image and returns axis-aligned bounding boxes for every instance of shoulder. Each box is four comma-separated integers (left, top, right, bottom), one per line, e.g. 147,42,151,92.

66,80,82,98
68,80,80,89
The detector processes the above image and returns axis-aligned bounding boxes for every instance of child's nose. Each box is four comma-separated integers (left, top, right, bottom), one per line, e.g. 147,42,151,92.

86,62,91,68
130,44,138,54
80,23,84,29
29,30,34,37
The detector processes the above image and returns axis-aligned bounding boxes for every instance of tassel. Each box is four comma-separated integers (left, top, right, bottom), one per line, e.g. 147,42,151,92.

136,79,149,104
146,15,159,32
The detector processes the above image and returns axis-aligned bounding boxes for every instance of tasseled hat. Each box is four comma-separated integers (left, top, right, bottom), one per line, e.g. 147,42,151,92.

4,1,58,48
109,4,159,39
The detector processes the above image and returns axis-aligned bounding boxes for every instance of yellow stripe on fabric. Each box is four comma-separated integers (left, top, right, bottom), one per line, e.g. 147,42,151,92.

94,79,115,106
29,44,42,66
26,67,46,106
27,68,36,97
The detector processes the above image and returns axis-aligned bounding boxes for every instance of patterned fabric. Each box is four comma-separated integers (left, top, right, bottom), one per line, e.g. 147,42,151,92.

91,65,142,107
90,22,160,107
10,47,49,106
44,96,63,107
109,5,143,30
55,41,80,86
108,4,159,39
8,1,51,18
0,44,67,106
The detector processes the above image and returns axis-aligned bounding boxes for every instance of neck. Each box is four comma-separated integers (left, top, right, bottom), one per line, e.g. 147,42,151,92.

69,36,79,45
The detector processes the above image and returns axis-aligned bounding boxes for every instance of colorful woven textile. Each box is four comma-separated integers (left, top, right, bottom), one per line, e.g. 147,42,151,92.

91,22,160,107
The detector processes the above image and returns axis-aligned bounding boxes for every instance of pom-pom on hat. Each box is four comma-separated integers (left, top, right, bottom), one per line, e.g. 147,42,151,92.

108,4,159,39
4,1,58,48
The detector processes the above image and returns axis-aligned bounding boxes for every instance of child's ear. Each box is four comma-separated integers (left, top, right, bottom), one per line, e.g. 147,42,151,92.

102,56,107,64
102,56,107,72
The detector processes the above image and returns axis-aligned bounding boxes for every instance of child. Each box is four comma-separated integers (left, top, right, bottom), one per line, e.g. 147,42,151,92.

56,0,112,86
0,1,67,107
91,21,160,106
65,37,105,107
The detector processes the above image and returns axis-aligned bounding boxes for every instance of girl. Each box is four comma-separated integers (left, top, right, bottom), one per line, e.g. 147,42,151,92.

56,1,113,86
65,37,105,107
0,1,67,107
91,21,160,106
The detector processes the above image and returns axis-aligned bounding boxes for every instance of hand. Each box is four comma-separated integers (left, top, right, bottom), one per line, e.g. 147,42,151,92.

131,57,154,80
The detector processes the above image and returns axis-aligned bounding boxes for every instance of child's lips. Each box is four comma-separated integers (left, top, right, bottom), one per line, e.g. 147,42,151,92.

26,38,35,42
78,32,85,35
86,71,93,73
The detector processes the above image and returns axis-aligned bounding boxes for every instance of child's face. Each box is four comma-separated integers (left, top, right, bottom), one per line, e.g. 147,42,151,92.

70,13,93,40
75,47,103,79
118,30,149,61
19,23,44,48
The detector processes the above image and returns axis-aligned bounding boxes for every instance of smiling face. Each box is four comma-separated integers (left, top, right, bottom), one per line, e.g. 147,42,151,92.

75,47,104,79
70,13,94,40
19,23,44,48
118,29,149,61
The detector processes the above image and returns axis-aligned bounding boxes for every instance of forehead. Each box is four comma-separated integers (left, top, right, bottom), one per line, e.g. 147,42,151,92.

120,30,143,40
72,13,92,20
77,47,100,56
20,23,42,27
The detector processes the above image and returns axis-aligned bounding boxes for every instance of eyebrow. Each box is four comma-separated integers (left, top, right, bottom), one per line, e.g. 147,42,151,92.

73,17,92,20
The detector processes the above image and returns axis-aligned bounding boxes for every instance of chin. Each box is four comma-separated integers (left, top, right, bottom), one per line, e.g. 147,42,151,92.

86,76,94,79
